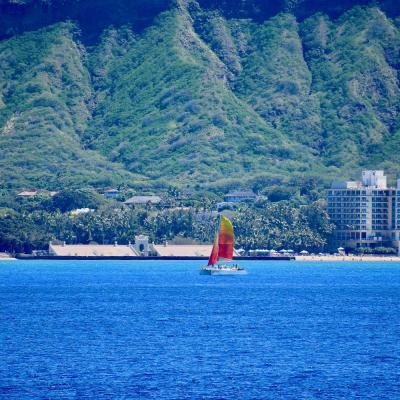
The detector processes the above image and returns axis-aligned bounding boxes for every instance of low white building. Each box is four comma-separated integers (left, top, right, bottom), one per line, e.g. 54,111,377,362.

153,244,240,257
49,242,139,257
70,208,94,216
224,191,257,203
16,190,38,197
124,195,162,206
103,189,120,199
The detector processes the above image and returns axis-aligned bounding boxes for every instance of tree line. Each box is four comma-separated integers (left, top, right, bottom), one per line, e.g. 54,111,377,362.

0,189,334,254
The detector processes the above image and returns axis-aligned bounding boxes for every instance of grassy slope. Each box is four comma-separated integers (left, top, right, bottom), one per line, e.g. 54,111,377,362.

85,7,322,191
0,22,142,190
232,13,323,149
300,7,400,177
196,6,400,182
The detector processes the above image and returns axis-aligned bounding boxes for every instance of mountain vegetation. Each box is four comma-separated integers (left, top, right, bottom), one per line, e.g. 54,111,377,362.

0,193,333,253
0,0,400,195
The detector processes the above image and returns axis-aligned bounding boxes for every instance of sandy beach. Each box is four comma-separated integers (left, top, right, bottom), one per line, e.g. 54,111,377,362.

0,253,16,261
296,255,400,262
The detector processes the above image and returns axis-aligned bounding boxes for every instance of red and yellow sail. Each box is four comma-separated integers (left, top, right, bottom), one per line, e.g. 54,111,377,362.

207,233,219,266
218,216,234,261
208,216,234,265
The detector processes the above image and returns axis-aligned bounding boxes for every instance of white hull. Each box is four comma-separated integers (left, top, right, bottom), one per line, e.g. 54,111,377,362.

200,266,248,275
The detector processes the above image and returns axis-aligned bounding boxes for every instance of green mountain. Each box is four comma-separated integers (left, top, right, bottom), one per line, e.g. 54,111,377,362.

1,0,399,192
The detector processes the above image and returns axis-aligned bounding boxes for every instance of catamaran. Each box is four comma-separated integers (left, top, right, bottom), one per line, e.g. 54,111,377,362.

200,215,247,275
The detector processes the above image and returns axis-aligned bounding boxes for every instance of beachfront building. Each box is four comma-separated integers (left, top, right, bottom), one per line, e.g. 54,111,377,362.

153,244,214,257
133,235,151,256
152,243,240,257
327,170,400,250
49,242,139,257
47,238,224,258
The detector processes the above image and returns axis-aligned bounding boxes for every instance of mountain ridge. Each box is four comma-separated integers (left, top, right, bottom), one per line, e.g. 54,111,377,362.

2,0,399,42
0,0,399,192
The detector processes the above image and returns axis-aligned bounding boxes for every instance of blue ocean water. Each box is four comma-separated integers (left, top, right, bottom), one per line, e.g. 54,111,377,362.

1,261,400,399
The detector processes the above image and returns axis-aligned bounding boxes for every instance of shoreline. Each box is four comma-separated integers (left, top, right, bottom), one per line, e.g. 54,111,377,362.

296,255,400,262
13,255,295,261
4,255,400,262
0,253,16,261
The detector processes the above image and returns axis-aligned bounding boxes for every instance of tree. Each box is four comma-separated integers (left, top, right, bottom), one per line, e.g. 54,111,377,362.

51,189,105,212
266,186,296,202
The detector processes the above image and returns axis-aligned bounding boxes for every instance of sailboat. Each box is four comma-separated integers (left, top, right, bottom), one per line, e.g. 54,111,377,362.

200,215,247,275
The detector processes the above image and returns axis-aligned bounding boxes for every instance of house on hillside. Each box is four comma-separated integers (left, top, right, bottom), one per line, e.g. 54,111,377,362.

224,191,257,203
216,202,236,212
16,190,38,197
124,195,162,206
103,188,119,199
16,190,58,198
70,208,94,216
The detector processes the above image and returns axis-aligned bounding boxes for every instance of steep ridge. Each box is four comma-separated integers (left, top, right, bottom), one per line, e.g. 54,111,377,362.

2,0,399,42
0,23,141,189
0,0,172,44
186,8,326,157
300,6,400,170
192,3,400,179
84,6,320,190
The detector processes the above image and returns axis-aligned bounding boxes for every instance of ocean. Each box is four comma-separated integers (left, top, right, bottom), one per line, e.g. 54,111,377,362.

1,260,400,399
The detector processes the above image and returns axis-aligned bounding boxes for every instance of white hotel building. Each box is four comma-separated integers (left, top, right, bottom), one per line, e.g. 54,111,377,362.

327,171,400,250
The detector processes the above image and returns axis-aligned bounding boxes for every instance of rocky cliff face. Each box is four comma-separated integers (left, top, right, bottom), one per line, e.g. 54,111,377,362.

0,0,399,191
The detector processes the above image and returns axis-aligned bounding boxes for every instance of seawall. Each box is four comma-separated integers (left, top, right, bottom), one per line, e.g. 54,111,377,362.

15,255,295,261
